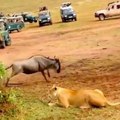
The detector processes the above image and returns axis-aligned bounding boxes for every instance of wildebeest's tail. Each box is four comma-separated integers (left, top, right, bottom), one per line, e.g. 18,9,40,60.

5,64,13,70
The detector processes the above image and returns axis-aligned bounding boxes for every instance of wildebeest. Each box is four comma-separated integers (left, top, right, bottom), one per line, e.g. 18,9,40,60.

5,55,61,86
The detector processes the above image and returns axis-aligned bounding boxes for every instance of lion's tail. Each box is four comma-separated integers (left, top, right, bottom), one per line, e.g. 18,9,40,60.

5,64,13,70
107,101,120,106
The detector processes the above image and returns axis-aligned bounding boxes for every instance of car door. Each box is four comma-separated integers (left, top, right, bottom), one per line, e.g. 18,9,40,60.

10,22,17,30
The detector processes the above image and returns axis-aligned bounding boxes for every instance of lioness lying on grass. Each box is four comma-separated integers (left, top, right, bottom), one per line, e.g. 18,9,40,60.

48,85,120,108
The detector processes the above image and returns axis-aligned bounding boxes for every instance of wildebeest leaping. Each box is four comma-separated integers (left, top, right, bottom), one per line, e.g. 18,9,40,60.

5,55,61,86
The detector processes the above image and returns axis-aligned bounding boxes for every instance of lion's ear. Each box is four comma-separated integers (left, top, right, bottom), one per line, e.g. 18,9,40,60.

52,84,56,87
52,84,57,90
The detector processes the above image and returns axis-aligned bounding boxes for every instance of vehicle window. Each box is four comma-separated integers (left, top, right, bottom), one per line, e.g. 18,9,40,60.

40,12,49,17
107,7,110,10
13,19,16,23
27,14,32,16
63,8,73,14
112,5,114,9
117,4,120,9
7,19,12,23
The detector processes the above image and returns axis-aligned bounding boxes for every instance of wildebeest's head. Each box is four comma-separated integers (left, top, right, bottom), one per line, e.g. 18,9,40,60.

54,58,61,73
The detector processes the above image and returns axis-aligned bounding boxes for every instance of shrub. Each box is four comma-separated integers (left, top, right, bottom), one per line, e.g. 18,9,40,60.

0,63,23,117
0,89,17,104
0,88,23,116
0,62,7,86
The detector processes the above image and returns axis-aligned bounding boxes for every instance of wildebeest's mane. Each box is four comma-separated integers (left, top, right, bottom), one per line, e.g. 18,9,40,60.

8,55,59,63
27,55,59,61
27,55,50,59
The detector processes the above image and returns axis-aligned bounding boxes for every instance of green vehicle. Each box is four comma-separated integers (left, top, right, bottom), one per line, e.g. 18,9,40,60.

21,12,37,23
5,16,25,33
38,11,52,26
0,19,11,48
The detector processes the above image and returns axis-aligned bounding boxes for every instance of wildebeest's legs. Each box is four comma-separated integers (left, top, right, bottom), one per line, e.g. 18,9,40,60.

5,74,13,87
5,78,11,87
47,69,50,77
41,71,50,82
5,71,20,87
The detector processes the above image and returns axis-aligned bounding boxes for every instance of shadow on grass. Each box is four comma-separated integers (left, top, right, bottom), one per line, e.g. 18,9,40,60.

91,16,120,23
54,20,76,25
6,83,23,87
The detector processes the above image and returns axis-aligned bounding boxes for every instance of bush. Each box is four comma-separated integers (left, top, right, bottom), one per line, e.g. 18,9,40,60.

0,88,23,116
0,62,7,86
0,63,23,118
0,89,17,104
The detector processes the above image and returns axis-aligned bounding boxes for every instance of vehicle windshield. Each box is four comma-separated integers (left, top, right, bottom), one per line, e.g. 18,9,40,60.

62,8,74,15
39,12,49,18
26,13,32,17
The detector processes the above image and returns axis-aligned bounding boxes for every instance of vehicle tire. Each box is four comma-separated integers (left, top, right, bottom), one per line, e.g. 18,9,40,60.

39,22,42,27
17,26,21,32
17,29,21,32
62,18,65,22
9,30,11,33
50,21,52,25
29,21,33,23
1,41,6,48
34,20,37,23
74,17,77,21
6,39,11,46
99,14,105,21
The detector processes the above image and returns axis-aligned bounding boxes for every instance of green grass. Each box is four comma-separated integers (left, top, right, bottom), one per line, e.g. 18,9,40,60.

12,93,120,120
8,94,120,120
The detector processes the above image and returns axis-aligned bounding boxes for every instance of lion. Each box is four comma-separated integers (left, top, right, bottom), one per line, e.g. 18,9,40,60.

48,85,120,108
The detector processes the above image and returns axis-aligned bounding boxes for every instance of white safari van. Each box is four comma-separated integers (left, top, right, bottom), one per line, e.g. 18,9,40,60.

95,1,120,20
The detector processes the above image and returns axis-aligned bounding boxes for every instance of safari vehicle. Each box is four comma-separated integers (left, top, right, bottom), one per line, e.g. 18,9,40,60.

38,7,52,26
5,16,25,33
60,2,77,22
95,1,120,21
21,12,37,23
0,19,11,48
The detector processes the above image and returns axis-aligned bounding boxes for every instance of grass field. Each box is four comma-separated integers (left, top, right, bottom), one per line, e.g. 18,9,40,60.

1,0,120,120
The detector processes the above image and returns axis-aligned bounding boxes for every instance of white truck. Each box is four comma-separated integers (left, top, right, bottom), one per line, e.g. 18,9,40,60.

95,1,120,20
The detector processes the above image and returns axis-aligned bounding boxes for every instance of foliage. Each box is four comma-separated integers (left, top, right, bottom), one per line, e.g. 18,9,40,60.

0,63,6,80
0,63,23,118
0,89,17,104
0,88,24,119
0,62,7,87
